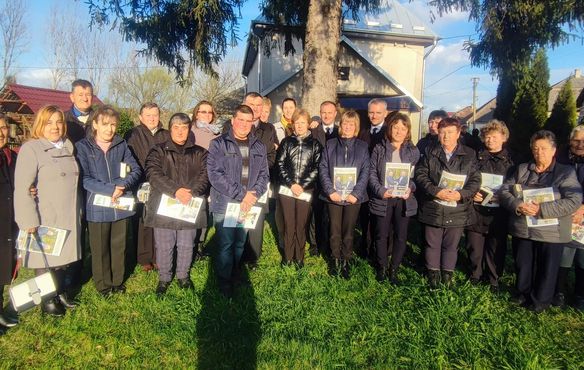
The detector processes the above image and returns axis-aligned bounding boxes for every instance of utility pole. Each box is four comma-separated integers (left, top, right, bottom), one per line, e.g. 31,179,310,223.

471,77,479,131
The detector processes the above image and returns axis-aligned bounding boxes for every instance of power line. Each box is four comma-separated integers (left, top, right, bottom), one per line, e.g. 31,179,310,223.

424,64,470,89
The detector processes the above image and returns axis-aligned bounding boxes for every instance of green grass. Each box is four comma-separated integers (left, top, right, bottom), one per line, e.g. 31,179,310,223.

1,221,583,369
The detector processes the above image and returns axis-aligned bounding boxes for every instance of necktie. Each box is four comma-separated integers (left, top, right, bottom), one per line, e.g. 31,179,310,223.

372,127,379,135
326,128,332,135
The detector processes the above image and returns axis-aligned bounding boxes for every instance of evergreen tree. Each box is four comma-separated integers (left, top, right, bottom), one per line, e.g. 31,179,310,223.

545,79,578,147
507,49,549,158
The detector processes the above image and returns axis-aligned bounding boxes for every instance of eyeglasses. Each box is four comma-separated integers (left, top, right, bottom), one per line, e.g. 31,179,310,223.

570,139,584,145
198,111,213,114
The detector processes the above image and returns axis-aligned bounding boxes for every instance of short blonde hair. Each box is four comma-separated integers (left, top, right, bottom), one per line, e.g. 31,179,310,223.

262,97,272,108
291,108,310,125
340,109,360,136
31,105,67,140
480,119,509,141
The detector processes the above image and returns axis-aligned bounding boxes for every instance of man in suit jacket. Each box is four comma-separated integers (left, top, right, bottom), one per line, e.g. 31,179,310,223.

356,98,389,259
308,101,340,256
311,101,339,147
64,79,96,144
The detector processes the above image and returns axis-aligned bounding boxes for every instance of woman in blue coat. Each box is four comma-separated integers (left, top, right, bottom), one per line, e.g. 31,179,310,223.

369,113,420,284
76,106,141,296
319,110,370,278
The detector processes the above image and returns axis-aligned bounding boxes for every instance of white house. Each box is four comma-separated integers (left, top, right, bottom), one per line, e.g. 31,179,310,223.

241,0,439,141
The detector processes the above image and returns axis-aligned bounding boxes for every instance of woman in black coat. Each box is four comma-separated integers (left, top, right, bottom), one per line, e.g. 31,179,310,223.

369,113,420,284
319,110,370,278
0,114,18,331
414,117,481,288
145,113,209,295
465,120,514,291
276,109,322,267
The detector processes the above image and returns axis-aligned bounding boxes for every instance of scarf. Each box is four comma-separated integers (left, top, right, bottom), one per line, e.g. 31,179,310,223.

195,120,222,135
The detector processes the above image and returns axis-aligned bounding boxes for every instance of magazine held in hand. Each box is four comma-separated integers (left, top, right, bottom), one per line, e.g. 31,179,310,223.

333,167,357,201
435,171,467,207
278,185,312,202
384,163,411,197
93,194,136,211
223,202,262,229
157,193,203,224
479,173,504,207
522,187,559,227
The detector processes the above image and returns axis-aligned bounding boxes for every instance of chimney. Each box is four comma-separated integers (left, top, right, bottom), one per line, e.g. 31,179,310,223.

575,69,582,78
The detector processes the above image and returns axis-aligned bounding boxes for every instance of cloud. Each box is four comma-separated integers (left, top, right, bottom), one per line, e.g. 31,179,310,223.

16,68,54,88
426,40,469,66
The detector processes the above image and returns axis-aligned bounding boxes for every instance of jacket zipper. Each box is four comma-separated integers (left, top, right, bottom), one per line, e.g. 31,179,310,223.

103,145,117,219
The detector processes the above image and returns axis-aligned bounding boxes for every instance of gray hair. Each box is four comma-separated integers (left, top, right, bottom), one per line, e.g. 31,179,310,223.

530,130,557,149
570,125,584,140
168,113,192,130
368,98,387,110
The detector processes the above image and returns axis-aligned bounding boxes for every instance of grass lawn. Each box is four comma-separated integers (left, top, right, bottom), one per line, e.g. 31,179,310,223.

1,220,583,369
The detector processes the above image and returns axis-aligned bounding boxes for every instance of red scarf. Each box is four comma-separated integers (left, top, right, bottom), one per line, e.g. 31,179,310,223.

1,147,11,166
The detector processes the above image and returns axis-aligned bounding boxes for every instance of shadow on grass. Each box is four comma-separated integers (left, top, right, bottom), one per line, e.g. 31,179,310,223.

196,234,261,370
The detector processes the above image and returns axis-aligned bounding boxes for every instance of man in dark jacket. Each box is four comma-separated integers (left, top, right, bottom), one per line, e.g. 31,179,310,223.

356,98,389,259
125,102,168,272
416,110,448,156
223,92,276,269
208,105,269,297
308,101,339,256
65,79,96,144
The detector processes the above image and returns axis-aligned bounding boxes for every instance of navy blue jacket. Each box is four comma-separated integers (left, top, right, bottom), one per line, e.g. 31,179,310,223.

319,137,370,205
207,130,269,214
369,139,420,217
76,135,141,222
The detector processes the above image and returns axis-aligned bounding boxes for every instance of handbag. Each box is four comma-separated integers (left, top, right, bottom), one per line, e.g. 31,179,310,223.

9,232,58,313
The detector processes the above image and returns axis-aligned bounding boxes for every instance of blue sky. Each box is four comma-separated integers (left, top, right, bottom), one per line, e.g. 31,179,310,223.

14,0,584,115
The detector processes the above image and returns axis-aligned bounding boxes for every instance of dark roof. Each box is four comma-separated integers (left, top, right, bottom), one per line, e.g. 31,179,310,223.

548,69,584,112
1,83,103,115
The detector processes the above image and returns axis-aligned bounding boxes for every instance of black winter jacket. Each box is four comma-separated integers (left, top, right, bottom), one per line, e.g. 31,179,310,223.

125,123,169,183
466,148,515,233
276,133,323,192
144,135,209,229
0,149,16,285
414,143,481,228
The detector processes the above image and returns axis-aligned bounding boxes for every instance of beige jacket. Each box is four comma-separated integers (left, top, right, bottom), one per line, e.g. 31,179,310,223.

14,138,82,268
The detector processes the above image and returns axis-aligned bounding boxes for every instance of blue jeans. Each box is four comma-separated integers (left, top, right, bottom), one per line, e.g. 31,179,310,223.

213,213,248,285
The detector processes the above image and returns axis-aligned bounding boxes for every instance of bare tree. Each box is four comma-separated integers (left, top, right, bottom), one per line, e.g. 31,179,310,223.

0,0,28,83
45,6,69,89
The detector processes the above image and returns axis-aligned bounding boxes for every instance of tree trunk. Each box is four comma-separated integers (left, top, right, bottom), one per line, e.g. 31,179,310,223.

301,0,342,117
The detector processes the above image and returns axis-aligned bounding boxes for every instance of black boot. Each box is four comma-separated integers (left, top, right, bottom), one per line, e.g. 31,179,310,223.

574,266,584,310
441,271,453,288
376,267,387,282
552,267,569,307
388,267,400,285
330,259,342,277
156,281,171,296
0,287,17,328
41,297,66,317
341,260,350,280
427,270,441,289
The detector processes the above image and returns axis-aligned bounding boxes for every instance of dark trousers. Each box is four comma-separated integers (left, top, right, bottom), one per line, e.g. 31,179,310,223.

243,211,266,263
279,196,312,262
374,198,409,269
195,208,213,254
425,225,463,271
358,202,374,257
312,196,330,254
154,228,197,282
213,213,248,286
515,238,563,307
87,219,128,293
136,214,156,266
275,198,285,253
328,203,361,260
467,228,507,285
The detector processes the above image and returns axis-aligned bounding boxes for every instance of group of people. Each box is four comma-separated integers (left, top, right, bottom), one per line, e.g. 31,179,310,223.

1,79,584,335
